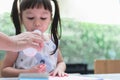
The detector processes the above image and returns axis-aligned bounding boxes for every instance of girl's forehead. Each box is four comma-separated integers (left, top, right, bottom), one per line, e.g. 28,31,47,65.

22,8,51,16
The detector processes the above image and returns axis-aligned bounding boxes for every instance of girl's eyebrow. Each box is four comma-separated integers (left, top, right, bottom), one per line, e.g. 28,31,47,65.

25,11,49,15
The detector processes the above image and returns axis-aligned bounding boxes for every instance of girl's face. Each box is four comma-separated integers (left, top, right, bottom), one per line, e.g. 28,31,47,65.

22,6,51,33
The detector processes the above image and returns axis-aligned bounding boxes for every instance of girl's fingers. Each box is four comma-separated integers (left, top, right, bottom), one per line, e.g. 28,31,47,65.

38,64,46,73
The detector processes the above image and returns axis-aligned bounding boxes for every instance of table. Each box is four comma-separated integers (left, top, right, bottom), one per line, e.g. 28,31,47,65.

0,74,120,80
83,73,120,80
0,78,17,80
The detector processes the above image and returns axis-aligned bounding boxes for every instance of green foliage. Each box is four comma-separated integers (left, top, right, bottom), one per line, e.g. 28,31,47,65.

0,12,15,35
0,50,5,60
61,19,120,69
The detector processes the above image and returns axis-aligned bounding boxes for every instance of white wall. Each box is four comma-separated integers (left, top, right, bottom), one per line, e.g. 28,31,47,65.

59,0,120,24
0,0,13,14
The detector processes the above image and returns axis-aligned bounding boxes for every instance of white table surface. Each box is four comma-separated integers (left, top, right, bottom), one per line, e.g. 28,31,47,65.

0,73,120,80
83,73,120,80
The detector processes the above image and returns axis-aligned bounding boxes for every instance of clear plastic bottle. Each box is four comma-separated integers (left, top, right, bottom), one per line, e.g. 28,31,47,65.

23,30,42,57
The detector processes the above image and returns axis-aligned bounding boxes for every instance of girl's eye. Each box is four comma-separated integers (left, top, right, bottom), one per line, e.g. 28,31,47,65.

27,17,34,20
41,17,47,20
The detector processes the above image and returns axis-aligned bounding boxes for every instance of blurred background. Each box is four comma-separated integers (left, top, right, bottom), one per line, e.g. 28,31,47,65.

0,0,120,74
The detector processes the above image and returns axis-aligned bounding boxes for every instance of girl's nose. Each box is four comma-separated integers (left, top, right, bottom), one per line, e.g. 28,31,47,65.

34,20,41,27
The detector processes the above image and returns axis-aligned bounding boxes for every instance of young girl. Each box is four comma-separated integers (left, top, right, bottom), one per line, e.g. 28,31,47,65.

1,0,67,77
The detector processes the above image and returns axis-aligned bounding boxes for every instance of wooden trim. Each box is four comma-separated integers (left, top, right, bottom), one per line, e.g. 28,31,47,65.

94,60,120,74
0,60,2,77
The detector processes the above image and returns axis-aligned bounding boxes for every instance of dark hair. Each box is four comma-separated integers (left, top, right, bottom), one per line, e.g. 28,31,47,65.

11,0,61,55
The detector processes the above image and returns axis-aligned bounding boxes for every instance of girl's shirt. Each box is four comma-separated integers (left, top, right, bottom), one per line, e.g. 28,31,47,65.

14,35,58,73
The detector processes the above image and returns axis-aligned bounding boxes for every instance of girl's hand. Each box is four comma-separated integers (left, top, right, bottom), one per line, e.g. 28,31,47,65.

28,64,46,73
49,68,68,77
38,64,46,73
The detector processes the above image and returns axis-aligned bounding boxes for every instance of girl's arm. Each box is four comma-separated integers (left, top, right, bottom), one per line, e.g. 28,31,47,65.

1,51,19,77
0,51,26,77
1,51,31,77
1,51,45,77
49,48,68,77
56,49,66,72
